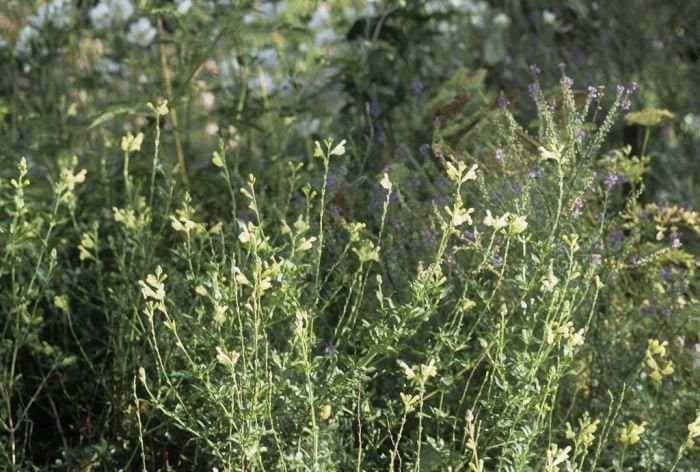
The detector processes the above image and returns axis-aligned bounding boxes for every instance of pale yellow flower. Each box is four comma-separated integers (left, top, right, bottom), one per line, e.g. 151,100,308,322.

484,209,508,231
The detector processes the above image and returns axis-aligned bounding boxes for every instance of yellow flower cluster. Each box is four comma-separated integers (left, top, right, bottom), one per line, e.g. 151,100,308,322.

619,421,647,445
645,339,674,383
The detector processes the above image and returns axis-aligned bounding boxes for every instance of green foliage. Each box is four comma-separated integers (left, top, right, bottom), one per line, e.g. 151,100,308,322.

1,1,699,471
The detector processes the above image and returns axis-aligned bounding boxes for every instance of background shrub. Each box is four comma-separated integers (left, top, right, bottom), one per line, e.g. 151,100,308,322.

1,1,698,470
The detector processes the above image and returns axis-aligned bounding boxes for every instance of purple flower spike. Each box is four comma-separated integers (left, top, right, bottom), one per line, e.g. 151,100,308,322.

528,83,538,100
529,63,542,75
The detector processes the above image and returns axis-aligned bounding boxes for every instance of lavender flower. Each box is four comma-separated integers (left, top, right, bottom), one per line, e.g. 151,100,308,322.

369,102,381,120
529,63,542,75
671,236,682,249
394,143,408,160
571,197,583,217
495,148,505,162
661,306,672,322
324,344,339,357
411,79,424,96
587,85,598,99
528,83,538,100
604,171,618,190
659,266,673,281
498,92,511,109
373,127,384,143
627,81,639,95
643,301,656,317
557,62,566,72
392,219,406,231
562,76,574,89
608,229,623,247
408,176,421,190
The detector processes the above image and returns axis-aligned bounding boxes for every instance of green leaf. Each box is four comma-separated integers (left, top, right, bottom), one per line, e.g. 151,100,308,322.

87,102,143,129
483,30,506,66
624,108,674,127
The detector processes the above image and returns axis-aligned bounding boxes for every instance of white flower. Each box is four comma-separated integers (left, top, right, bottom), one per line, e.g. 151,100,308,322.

379,173,392,191
449,203,474,227
546,443,571,470
252,47,278,69
89,3,112,30
175,0,193,14
508,214,528,234
15,25,40,57
493,13,511,27
314,28,337,47
246,71,275,96
0,35,7,49
258,0,286,20
205,122,219,136
329,139,347,157
51,0,73,28
127,18,157,47
541,263,560,292
470,14,485,27
200,91,215,109
219,53,240,83
483,209,508,231
95,57,120,77
398,360,416,380
28,0,73,30
542,10,557,24
539,144,564,162
309,3,331,30
110,0,135,22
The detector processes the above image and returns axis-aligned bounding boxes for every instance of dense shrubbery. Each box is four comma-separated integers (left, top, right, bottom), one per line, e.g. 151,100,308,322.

1,1,699,470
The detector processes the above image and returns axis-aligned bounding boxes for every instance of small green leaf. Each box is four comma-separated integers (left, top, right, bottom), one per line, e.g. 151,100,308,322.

88,102,142,129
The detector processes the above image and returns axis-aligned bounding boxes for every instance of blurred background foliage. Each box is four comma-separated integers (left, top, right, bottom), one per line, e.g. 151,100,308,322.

0,0,699,469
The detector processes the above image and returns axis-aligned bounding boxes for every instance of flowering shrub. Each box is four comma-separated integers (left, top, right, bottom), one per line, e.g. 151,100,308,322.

0,1,698,470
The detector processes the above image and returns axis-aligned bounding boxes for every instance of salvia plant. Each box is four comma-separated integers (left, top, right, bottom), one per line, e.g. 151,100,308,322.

0,1,698,471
